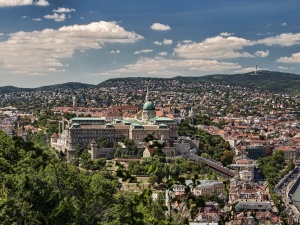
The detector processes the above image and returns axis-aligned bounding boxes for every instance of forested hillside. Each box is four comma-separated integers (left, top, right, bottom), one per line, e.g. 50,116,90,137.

185,70,300,94
0,130,167,224
99,70,300,94
1,71,299,95
0,82,94,94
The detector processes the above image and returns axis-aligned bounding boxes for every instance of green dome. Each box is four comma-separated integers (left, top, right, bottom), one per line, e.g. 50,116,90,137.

143,101,155,110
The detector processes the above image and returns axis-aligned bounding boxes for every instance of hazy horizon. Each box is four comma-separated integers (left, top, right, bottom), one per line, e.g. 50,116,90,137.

0,69,299,89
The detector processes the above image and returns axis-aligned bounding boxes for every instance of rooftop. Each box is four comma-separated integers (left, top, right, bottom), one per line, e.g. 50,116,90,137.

70,117,106,121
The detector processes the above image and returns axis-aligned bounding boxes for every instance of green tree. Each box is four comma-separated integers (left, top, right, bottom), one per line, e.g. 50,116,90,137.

220,150,235,166
96,136,110,148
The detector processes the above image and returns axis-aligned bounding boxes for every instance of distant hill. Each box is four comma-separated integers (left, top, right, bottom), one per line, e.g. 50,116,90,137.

0,86,31,95
0,82,94,94
98,70,300,94
181,70,300,94
1,71,299,95
36,82,94,91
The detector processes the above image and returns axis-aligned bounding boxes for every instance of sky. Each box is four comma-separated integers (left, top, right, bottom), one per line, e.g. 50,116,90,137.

0,0,300,87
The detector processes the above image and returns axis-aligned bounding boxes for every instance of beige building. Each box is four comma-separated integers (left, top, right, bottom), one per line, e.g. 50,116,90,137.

230,158,255,182
170,180,224,197
51,96,178,162
191,180,224,196
142,141,192,158
239,170,253,182
275,146,299,162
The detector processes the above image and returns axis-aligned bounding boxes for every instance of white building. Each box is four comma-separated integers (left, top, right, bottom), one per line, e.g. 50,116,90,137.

169,180,224,198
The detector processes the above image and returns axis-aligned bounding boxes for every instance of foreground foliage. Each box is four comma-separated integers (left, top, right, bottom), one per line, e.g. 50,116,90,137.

0,130,170,225
258,150,294,191
258,150,295,222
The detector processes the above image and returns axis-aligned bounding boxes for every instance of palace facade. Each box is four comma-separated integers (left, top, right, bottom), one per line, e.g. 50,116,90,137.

51,92,178,161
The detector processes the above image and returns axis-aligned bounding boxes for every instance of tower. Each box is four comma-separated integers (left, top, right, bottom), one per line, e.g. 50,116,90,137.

188,107,196,119
72,96,77,107
142,85,156,122
61,115,64,132
145,85,149,102
142,101,156,122
90,139,98,160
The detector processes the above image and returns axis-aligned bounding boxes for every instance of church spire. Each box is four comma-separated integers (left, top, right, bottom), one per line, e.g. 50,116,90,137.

145,85,149,102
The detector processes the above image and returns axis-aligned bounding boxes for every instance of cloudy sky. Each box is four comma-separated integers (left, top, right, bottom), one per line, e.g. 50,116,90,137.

0,0,300,87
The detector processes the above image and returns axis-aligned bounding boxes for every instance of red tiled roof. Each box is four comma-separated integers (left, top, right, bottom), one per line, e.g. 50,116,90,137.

165,114,174,119
156,111,164,117
136,110,142,117
146,145,154,154
236,159,251,164
51,133,58,138
276,146,294,151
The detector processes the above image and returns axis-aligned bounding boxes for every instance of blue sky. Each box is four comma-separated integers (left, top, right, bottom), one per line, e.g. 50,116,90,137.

0,0,300,87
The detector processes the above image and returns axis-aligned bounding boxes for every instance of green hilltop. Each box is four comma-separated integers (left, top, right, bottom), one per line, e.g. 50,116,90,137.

36,82,95,91
0,82,94,94
98,70,300,94
1,71,300,95
182,70,300,94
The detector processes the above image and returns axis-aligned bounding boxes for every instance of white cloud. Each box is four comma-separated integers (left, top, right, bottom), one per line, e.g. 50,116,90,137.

80,17,85,20
33,18,42,21
163,39,173,45
0,0,32,7
35,0,49,6
147,70,182,76
53,7,75,13
150,23,171,31
234,66,264,73
175,33,300,60
258,33,300,46
276,52,300,63
158,52,168,56
110,50,120,54
0,21,143,74
254,50,269,57
219,32,234,37
134,49,153,54
101,57,241,77
182,40,192,44
281,22,288,27
22,16,28,19
48,68,64,72
154,39,173,45
278,66,288,70
175,36,254,59
44,13,66,22
256,32,273,36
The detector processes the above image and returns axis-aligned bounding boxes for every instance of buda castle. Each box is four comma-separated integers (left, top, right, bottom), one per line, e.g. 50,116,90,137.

51,87,178,161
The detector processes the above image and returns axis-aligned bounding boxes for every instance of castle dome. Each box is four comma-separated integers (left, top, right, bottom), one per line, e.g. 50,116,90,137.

143,101,155,110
